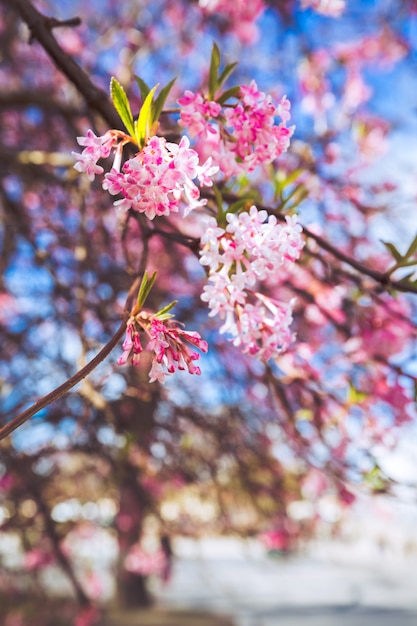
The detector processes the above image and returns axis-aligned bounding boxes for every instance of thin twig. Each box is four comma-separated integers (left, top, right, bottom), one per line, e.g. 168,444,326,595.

0,276,141,442
203,189,417,295
2,0,121,129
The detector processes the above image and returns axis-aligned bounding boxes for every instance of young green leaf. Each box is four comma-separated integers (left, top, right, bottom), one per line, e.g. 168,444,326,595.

137,271,157,310
208,42,221,100
227,199,252,215
134,76,151,102
404,232,417,259
152,77,177,123
110,77,135,136
382,241,403,263
218,62,238,89
155,300,178,320
135,84,159,147
283,184,309,210
398,271,417,285
212,183,224,214
397,258,417,269
216,85,241,105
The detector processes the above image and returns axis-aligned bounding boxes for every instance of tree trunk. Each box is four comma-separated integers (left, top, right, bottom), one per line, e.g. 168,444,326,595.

119,570,152,608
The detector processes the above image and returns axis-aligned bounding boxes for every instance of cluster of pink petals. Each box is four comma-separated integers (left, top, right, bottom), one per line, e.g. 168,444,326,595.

200,206,304,359
73,129,117,181
335,31,408,67
118,311,208,384
125,545,166,576
198,0,266,44
73,132,218,219
178,90,221,137
233,296,296,360
178,81,293,178
301,0,346,17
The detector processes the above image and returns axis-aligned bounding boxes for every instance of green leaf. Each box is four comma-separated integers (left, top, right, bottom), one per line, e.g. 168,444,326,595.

404,232,417,259
295,408,313,421
348,384,368,404
398,271,417,285
155,300,178,320
134,76,151,102
279,183,308,211
382,241,403,263
110,77,135,136
137,271,157,310
226,199,252,215
364,465,387,493
208,42,221,100
218,62,238,88
398,258,417,269
152,77,177,123
278,168,304,190
216,85,241,105
135,84,159,147
212,184,224,214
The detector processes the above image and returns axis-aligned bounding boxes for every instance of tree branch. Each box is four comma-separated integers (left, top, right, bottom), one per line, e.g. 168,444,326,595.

1,0,122,129
203,190,417,295
0,275,141,442
0,320,126,442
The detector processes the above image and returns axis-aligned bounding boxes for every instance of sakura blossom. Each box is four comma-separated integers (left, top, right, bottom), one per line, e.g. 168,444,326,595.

178,90,221,137
124,544,167,576
301,0,346,17
72,129,117,181
178,81,294,178
198,0,266,43
73,132,218,218
200,206,304,359
118,311,208,383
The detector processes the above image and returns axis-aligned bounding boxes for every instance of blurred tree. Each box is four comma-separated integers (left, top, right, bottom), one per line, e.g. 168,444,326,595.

0,0,416,624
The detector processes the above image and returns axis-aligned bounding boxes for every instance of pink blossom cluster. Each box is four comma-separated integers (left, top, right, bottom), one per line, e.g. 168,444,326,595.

335,31,408,67
124,545,166,576
301,0,346,17
73,131,218,219
118,311,208,383
198,0,266,43
298,50,334,121
200,206,304,359
178,90,221,138
178,81,293,178
354,297,413,360
73,129,117,181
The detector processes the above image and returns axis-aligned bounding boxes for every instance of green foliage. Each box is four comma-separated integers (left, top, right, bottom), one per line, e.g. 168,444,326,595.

153,77,177,123
363,464,389,493
111,76,177,147
110,77,135,136
216,86,241,105
135,76,177,130
273,169,309,212
135,84,159,147
135,75,151,102
383,232,417,287
136,271,158,310
208,42,239,102
155,300,178,320
208,42,221,100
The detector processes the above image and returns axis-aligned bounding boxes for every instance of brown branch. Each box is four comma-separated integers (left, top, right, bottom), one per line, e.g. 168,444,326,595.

1,0,122,129
302,225,400,289
0,320,126,442
0,276,141,442
43,16,82,31
29,479,90,607
203,189,417,295
0,89,82,116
